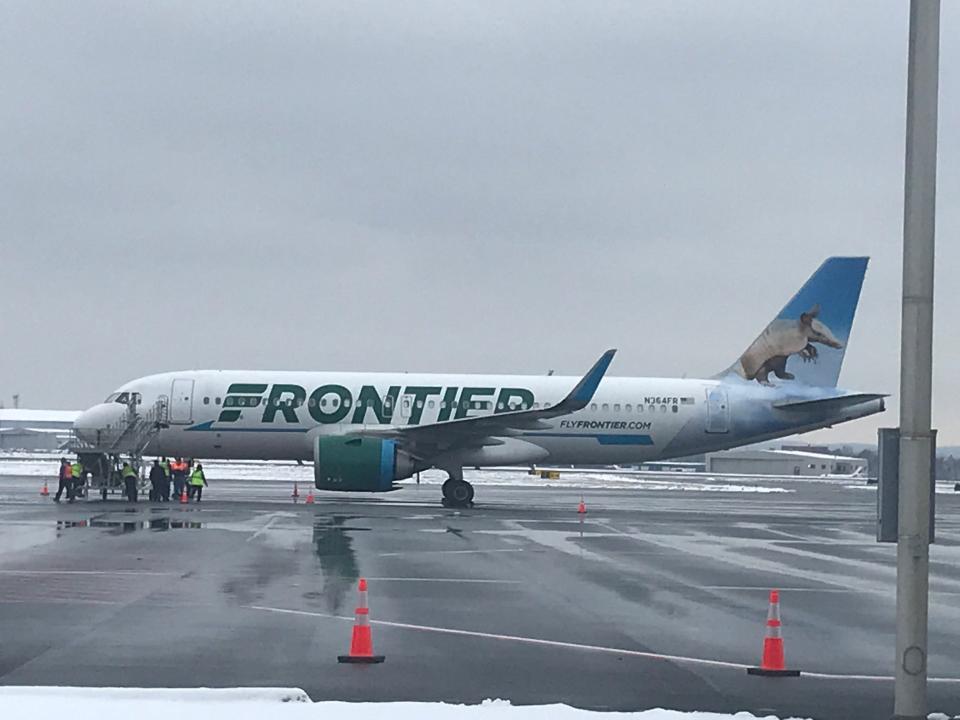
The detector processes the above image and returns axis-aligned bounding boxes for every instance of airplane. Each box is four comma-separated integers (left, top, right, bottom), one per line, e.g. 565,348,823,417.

73,256,885,507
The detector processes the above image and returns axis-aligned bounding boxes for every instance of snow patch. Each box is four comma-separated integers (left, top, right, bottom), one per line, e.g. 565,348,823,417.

0,688,808,719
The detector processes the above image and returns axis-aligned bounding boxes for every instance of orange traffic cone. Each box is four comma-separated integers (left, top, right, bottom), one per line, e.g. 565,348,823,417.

292,482,299,503
338,578,385,664
305,490,315,505
41,480,50,497
577,497,586,514
747,590,800,676
180,488,188,504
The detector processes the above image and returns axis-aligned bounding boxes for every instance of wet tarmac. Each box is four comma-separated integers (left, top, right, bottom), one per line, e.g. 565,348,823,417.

0,470,959,719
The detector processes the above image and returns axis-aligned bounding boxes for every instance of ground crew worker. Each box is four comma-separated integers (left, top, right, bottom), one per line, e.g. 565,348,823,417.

148,459,164,502
71,459,84,499
189,463,207,502
186,459,196,499
122,462,138,502
172,457,186,499
55,458,73,503
159,457,172,501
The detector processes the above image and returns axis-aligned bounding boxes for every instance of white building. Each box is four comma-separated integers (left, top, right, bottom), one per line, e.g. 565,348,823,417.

0,409,81,452
706,448,868,477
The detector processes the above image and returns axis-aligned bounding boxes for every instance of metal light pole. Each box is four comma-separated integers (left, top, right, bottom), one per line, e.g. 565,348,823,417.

895,2,940,718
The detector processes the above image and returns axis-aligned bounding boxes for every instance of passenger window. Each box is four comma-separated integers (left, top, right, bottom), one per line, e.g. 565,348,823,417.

343,398,352,408
215,397,221,405
660,405,667,413
309,398,316,407
203,397,210,405
533,402,540,409
320,398,327,407
625,404,632,412
331,398,339,408
590,403,597,411
602,403,609,411
672,405,678,413
428,400,435,409
417,400,424,408
638,405,643,413
224,397,234,407
497,402,504,410
613,403,621,412
648,404,655,413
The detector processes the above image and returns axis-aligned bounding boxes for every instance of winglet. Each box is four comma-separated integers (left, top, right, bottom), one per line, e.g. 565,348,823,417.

559,349,616,412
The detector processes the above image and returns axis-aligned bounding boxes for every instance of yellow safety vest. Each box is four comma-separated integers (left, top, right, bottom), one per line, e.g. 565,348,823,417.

122,466,136,479
71,463,82,479
190,469,205,486
161,461,171,477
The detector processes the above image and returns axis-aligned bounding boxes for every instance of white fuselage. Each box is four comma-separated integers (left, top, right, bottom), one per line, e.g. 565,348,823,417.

78,370,728,464
73,368,883,471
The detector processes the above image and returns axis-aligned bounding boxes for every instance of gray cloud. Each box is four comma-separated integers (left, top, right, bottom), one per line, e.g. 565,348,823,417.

1,1,958,444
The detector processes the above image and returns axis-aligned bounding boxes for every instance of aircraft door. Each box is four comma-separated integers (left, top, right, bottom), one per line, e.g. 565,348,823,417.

705,387,729,434
169,379,195,424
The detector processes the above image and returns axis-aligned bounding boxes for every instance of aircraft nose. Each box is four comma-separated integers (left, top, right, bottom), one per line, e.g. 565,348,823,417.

73,403,129,443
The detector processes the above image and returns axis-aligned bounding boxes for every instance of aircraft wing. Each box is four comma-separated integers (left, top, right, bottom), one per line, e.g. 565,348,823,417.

357,349,616,457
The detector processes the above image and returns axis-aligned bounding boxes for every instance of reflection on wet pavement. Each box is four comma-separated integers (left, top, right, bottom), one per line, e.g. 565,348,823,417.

56,516,204,533
312,515,364,613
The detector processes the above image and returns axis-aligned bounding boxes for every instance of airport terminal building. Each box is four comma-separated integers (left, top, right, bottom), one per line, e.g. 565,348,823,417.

0,409,80,452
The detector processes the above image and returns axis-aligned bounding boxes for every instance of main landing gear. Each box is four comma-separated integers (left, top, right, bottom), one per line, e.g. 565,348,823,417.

441,475,474,508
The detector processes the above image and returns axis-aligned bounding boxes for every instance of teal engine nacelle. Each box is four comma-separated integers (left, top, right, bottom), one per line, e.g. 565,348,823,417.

314,436,417,492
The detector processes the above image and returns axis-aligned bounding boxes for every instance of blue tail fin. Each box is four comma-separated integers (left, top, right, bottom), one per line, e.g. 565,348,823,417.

721,257,868,388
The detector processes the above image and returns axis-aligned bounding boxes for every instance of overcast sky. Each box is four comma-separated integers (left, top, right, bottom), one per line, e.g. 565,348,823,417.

1,1,957,445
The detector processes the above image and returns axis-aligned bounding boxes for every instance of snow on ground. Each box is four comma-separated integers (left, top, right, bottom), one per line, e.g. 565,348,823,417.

0,453,792,493
0,687,808,720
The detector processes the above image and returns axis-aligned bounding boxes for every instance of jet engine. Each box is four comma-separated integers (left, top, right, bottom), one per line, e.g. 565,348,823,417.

314,436,418,492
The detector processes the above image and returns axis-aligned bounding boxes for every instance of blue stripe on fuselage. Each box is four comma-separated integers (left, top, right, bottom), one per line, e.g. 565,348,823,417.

521,432,653,445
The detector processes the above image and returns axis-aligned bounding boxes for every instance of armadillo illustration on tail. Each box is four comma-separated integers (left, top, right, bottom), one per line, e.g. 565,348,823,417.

735,305,843,385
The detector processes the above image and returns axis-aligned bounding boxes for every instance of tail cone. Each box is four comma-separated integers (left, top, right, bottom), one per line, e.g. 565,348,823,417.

338,578,385,664
747,590,800,677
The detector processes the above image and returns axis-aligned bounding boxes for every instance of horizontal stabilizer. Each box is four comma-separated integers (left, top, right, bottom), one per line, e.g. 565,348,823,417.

773,393,887,412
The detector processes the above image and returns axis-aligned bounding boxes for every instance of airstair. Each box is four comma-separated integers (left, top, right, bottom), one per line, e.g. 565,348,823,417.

68,394,169,457
67,395,170,500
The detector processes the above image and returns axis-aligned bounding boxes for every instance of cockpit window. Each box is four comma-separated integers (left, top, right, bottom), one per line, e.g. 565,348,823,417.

104,393,120,403
109,392,130,404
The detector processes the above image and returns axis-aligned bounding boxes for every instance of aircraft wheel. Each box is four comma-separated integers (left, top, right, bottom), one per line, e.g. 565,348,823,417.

441,478,455,498
444,480,474,508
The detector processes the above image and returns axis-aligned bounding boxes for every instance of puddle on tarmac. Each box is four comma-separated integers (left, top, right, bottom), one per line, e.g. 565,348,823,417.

56,516,204,534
